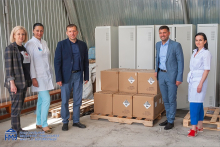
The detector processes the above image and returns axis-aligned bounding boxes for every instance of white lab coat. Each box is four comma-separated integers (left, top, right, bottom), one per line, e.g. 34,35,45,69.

25,36,54,92
187,48,211,102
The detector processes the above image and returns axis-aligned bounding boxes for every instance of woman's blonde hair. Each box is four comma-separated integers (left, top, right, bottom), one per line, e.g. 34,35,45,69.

10,26,28,43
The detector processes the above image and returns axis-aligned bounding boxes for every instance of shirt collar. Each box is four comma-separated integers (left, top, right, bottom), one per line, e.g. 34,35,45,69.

193,47,205,55
32,36,42,44
161,38,170,46
69,39,78,45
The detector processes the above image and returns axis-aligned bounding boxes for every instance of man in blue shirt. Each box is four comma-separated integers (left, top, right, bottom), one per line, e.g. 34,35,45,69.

54,24,89,131
155,26,184,130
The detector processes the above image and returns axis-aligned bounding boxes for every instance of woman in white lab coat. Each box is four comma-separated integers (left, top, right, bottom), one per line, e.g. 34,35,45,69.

25,23,54,134
187,33,211,137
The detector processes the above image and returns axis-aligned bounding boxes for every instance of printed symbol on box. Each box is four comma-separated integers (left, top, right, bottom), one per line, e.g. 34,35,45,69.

155,102,157,107
144,101,151,109
123,99,130,107
5,128,17,141
128,76,135,84
148,77,155,85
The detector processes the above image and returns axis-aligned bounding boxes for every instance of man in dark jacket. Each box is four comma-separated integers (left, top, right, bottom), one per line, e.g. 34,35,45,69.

54,24,89,131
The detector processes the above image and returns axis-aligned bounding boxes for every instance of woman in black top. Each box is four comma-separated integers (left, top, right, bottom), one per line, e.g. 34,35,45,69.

4,26,32,138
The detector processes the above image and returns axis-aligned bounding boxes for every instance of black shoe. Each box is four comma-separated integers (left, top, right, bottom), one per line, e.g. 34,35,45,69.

159,120,168,126
72,122,86,128
164,123,174,130
62,123,68,131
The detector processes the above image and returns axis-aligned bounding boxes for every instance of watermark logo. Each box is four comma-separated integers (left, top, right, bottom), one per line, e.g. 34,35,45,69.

5,128,17,141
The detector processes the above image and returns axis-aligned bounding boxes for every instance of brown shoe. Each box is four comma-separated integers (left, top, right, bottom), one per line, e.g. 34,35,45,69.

36,125,52,129
42,128,52,134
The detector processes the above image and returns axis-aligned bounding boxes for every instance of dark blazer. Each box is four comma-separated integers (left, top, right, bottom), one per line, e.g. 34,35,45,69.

54,39,89,84
155,39,184,84
4,42,32,89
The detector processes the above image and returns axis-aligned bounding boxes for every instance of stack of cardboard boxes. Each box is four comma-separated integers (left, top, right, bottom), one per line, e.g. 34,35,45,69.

94,68,164,120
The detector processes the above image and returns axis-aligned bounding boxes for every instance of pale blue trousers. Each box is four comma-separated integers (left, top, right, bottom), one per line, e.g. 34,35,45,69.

36,90,51,127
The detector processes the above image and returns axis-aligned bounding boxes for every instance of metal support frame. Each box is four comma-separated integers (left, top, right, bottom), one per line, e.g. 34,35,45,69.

4,0,11,45
181,0,189,24
63,0,84,41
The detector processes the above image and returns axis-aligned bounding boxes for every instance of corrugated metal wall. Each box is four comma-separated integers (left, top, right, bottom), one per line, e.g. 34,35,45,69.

0,0,69,115
73,0,184,48
187,0,220,24
72,0,220,48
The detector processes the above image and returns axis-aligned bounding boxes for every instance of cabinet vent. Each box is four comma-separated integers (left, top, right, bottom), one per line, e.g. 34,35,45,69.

211,31,215,40
187,31,190,40
106,32,109,41
148,32,151,41
130,32,133,41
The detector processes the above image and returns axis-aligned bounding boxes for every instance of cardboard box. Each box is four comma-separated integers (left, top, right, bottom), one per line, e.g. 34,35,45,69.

133,93,164,120
113,93,135,117
138,70,160,94
101,69,119,91
119,70,138,93
94,91,116,115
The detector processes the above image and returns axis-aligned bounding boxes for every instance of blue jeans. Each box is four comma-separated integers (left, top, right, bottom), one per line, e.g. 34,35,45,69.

190,103,204,125
61,72,83,124
158,71,178,123
36,90,51,128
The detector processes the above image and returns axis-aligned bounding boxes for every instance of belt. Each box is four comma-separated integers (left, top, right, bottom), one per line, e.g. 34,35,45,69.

159,69,167,72
72,70,79,73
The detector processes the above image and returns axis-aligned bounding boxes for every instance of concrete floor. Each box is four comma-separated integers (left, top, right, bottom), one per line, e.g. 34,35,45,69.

0,112,219,147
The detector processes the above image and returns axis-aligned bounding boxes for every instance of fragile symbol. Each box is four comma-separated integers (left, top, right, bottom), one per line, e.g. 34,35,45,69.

123,99,130,107
148,77,155,85
128,76,135,84
144,101,151,109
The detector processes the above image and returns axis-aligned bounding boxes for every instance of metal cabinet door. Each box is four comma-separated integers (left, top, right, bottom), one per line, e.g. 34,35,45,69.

197,25,217,107
95,27,111,92
137,26,154,69
119,26,136,69
176,25,193,109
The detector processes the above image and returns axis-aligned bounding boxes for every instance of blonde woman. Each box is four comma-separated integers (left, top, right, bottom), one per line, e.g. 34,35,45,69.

4,26,32,138
25,23,54,134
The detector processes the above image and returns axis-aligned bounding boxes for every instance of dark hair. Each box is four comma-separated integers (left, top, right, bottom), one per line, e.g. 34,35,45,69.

66,24,78,31
195,32,208,50
33,23,44,30
159,25,169,32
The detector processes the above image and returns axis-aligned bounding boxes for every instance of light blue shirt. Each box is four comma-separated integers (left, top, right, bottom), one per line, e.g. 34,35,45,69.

159,39,170,70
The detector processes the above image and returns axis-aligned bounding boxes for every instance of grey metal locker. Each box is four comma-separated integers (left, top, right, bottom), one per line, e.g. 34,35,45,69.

95,26,118,92
197,24,220,107
174,24,196,109
137,25,155,69
119,26,136,69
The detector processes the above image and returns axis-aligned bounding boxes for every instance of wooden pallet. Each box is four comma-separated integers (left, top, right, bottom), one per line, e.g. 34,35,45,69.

183,107,220,131
49,99,94,119
90,109,165,127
